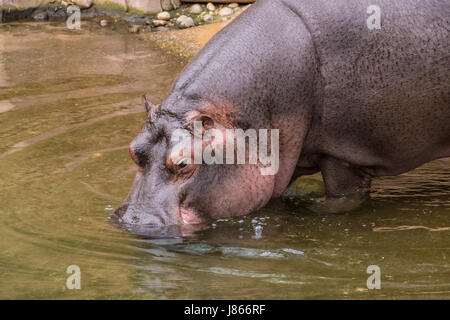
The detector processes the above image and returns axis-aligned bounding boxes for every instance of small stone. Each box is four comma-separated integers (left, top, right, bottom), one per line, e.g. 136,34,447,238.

152,19,168,27
48,7,67,18
157,11,170,21
190,4,202,14
100,19,108,27
72,0,92,9
219,7,233,16
161,0,174,11
203,14,213,22
33,12,48,21
176,15,195,28
206,2,215,11
171,0,181,9
129,25,140,33
228,3,239,8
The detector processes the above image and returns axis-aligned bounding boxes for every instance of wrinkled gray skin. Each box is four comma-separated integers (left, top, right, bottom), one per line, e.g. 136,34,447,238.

114,0,449,227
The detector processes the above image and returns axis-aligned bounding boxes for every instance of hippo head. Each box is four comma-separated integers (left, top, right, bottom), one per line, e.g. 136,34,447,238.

113,95,279,227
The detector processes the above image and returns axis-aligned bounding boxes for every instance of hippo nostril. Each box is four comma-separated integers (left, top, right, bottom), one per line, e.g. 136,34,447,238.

113,203,129,219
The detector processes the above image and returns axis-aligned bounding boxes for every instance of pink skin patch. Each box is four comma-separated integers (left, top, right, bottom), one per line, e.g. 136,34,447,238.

179,207,203,225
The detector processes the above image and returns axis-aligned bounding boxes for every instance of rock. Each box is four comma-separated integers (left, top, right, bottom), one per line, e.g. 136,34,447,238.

171,0,181,9
33,12,48,21
157,11,170,21
152,19,168,27
122,15,146,24
190,4,202,14
72,0,92,9
161,0,181,11
228,3,239,8
100,19,108,27
219,7,234,17
129,25,140,33
206,3,215,11
48,7,66,19
176,15,195,28
161,0,173,11
203,14,213,22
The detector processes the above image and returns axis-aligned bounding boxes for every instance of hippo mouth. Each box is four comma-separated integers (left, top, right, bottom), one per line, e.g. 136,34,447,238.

111,203,207,238
112,202,204,227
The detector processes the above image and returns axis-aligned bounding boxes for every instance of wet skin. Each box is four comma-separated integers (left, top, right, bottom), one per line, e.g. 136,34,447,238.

115,0,450,226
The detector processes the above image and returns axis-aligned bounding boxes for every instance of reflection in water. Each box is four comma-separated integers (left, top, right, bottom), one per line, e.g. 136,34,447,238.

0,22,448,299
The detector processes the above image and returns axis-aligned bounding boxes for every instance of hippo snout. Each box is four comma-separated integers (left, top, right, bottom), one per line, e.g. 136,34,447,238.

113,202,176,225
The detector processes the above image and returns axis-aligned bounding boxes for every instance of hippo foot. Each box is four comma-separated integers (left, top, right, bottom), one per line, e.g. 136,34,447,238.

306,194,369,214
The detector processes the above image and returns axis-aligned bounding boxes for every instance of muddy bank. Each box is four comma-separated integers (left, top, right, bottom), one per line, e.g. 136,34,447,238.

142,20,228,60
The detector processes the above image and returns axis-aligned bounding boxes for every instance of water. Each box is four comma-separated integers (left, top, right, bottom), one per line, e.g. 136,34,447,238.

0,22,449,299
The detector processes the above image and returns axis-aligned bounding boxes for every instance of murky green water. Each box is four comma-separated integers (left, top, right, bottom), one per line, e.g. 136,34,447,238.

0,22,449,299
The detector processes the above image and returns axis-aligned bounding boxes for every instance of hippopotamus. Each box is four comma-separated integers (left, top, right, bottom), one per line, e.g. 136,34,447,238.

114,0,449,226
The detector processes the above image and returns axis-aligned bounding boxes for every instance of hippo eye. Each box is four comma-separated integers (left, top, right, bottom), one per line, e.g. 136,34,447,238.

176,158,188,169
166,154,193,175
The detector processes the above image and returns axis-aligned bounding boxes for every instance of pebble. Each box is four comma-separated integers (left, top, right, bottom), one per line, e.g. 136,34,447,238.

100,19,108,27
228,3,239,8
190,4,203,14
33,12,48,21
173,0,181,9
219,7,234,17
129,25,140,33
48,7,66,18
122,15,146,24
161,0,180,11
206,2,216,11
176,15,195,28
203,14,213,22
157,11,171,21
72,0,92,9
152,19,168,27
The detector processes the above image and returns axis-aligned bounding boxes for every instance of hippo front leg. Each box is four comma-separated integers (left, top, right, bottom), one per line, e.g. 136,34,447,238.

309,156,373,213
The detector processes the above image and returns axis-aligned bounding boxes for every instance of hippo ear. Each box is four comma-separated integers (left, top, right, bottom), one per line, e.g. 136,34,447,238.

143,95,159,114
185,109,234,132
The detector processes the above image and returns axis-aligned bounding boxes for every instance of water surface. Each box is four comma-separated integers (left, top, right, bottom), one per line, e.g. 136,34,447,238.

0,21,448,299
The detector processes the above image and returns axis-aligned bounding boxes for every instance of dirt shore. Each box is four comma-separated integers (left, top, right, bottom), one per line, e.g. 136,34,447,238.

142,20,229,60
